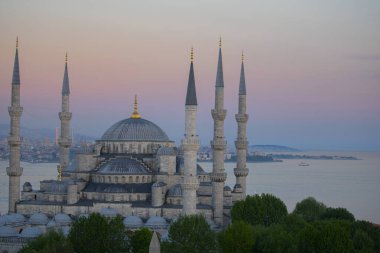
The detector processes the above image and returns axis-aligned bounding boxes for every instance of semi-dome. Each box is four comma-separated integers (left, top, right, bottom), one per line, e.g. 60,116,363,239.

0,226,18,237
145,216,168,229
123,216,144,229
20,227,43,238
101,118,170,142
29,212,49,225
54,213,72,226
5,213,26,225
97,157,149,174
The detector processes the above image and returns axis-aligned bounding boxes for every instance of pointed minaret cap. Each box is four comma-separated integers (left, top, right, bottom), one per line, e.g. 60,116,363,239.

131,95,141,119
215,37,224,87
239,51,246,95
12,37,20,85
62,53,70,95
185,47,197,106
149,231,160,253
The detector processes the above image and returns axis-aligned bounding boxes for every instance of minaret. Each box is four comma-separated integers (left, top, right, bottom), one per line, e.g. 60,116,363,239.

210,38,227,225
58,53,72,173
234,52,249,197
181,48,200,215
7,38,23,213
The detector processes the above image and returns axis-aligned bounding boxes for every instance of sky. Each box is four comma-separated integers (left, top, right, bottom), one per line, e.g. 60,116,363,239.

0,0,379,151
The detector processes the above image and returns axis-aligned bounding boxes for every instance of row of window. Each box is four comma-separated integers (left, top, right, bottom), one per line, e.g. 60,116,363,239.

92,175,152,184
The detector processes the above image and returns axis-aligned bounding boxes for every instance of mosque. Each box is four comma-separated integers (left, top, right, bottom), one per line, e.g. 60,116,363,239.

0,38,249,252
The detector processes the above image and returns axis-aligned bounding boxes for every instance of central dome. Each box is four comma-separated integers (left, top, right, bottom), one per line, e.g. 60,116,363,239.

101,118,170,142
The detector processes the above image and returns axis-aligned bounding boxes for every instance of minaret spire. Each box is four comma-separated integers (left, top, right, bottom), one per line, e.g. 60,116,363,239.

211,38,227,226
182,47,200,215
7,37,24,213
234,52,249,198
131,95,141,119
58,53,72,175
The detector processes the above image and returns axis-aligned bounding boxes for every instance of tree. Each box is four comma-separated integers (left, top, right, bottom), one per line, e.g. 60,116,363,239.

129,228,153,253
252,225,298,253
218,221,254,253
161,215,218,253
231,194,288,226
293,197,326,222
298,220,354,253
320,207,355,222
352,220,380,252
19,230,74,253
68,213,128,253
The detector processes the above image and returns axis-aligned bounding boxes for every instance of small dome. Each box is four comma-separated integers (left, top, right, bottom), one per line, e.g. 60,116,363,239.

23,182,33,192
101,118,170,142
224,186,232,191
145,216,168,229
152,181,166,188
60,226,71,237
100,207,118,218
54,213,72,226
5,213,26,225
20,227,43,238
157,146,177,156
29,213,49,225
167,184,182,197
0,226,18,237
123,216,144,228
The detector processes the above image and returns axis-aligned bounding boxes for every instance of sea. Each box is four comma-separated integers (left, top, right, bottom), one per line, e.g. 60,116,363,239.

0,151,379,224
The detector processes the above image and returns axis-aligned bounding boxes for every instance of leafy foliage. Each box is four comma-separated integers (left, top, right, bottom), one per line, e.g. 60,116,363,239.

320,207,355,222
68,213,128,253
128,228,153,253
19,230,73,253
293,197,326,222
218,221,254,253
162,214,218,253
231,193,288,226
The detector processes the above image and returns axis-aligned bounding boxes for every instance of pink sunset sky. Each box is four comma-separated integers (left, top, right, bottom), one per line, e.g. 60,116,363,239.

0,1,379,150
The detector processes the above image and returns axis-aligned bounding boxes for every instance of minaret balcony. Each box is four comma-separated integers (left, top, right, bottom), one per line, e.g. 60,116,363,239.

210,172,227,182
234,168,249,177
235,114,248,123
58,138,72,147
8,136,22,146
181,138,200,151
211,139,227,150
181,176,199,190
6,166,23,177
211,109,227,121
59,112,72,120
235,140,248,150
8,106,23,117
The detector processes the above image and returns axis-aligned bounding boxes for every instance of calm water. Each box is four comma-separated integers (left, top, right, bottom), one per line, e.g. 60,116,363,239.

1,151,379,224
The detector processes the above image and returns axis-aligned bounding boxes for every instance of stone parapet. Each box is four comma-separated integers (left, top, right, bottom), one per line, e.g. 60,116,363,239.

210,172,227,182
58,138,72,147
235,113,248,123
234,168,249,177
211,139,227,150
8,106,23,117
235,140,248,150
6,166,23,177
59,112,72,120
8,136,22,146
181,138,200,151
211,109,227,121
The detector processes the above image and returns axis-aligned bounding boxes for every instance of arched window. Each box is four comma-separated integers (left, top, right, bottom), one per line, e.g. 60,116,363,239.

115,177,118,183
142,176,145,183
129,176,133,183
136,176,139,183
122,176,126,184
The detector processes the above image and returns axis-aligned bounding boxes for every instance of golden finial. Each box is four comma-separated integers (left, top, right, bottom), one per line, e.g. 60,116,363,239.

16,37,18,49
190,47,194,62
65,52,68,63
219,37,222,48
57,164,62,181
131,94,141,119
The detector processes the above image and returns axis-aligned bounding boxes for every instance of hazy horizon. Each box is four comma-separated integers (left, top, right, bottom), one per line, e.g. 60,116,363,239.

1,1,379,151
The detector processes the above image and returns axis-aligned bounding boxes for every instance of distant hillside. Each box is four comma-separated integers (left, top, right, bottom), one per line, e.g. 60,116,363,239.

0,124,95,142
249,145,301,152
